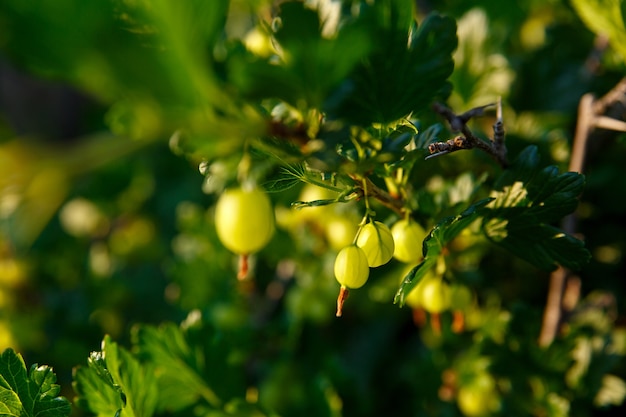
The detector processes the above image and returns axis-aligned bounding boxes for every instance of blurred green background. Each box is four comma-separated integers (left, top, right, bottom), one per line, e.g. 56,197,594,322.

1,0,625,416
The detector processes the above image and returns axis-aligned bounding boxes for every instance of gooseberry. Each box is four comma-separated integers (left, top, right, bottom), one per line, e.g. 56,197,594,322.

296,184,338,221
334,245,369,289
356,221,395,267
324,215,358,251
391,218,427,264
334,244,369,317
418,276,451,313
215,187,275,255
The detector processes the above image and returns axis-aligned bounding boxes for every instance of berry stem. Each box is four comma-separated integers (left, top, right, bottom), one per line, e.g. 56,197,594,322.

361,177,372,216
238,254,249,280
336,286,350,317
412,308,427,327
452,310,465,333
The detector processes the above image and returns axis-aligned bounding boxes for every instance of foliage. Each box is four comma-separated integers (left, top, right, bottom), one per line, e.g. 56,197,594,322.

0,349,70,417
570,0,626,61
481,145,590,271
1,0,625,417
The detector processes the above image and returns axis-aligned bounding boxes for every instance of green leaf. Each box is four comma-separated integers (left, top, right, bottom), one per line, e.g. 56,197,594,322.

73,335,158,417
326,3,457,124
482,146,591,271
381,125,418,153
384,123,441,173
394,198,493,306
132,322,223,413
571,0,626,62
0,348,71,417
263,170,304,193
414,123,443,150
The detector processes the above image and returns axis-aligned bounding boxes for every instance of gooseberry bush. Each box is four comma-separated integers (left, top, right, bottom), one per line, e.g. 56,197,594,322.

1,0,626,417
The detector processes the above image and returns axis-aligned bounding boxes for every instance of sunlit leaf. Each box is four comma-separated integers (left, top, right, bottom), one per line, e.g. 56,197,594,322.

132,322,223,413
0,349,71,417
73,335,158,417
482,146,590,271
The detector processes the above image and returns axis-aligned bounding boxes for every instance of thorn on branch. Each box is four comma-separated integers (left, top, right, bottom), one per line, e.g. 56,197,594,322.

430,100,508,168
425,136,473,159
493,97,507,162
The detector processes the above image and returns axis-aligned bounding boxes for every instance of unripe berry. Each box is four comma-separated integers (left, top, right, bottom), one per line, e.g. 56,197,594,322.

356,221,395,267
402,267,437,309
215,187,275,255
419,276,451,313
325,215,359,251
334,245,369,289
391,218,427,263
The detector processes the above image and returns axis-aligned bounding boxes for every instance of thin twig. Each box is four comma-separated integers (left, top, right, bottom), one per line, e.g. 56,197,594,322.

593,77,626,114
493,97,507,161
430,101,508,167
351,176,406,217
539,78,626,347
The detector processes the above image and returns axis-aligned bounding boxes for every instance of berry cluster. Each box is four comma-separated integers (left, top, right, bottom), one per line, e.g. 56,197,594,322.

212,183,474,330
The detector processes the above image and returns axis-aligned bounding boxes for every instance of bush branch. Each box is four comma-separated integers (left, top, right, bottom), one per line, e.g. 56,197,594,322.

539,77,626,347
349,174,406,217
429,101,508,167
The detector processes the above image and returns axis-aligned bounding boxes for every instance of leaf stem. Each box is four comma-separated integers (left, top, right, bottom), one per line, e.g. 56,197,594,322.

336,286,349,317
362,177,371,215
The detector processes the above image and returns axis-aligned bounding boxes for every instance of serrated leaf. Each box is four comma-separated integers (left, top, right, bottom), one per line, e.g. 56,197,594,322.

384,124,441,173
0,348,71,417
132,323,222,413
326,4,457,125
394,198,493,305
492,145,540,187
263,164,307,193
482,146,591,271
73,335,158,417
263,175,303,193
